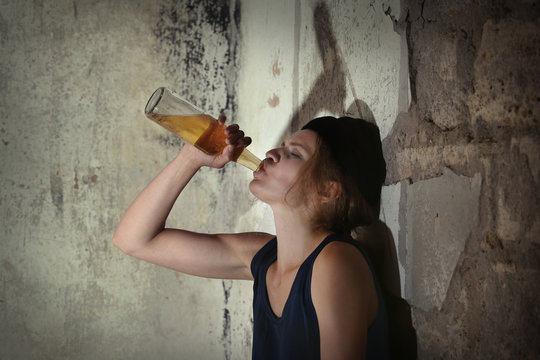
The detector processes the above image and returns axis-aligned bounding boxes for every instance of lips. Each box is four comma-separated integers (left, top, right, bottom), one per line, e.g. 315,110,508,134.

253,159,267,177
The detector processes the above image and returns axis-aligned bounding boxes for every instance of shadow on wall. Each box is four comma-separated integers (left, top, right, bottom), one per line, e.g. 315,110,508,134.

281,2,417,358
284,2,375,139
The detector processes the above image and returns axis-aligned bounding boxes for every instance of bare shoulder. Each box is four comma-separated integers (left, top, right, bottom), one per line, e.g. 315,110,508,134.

311,240,376,306
311,240,378,357
312,240,373,281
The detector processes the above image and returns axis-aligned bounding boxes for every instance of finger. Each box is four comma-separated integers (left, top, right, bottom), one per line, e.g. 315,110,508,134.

233,135,252,147
241,136,252,147
217,115,227,125
226,130,245,144
224,123,239,135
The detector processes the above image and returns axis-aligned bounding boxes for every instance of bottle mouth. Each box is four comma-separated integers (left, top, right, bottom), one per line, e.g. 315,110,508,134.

145,87,165,115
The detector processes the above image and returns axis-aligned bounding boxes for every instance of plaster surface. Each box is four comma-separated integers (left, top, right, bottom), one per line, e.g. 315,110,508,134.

405,168,481,311
3,0,537,358
1,0,403,358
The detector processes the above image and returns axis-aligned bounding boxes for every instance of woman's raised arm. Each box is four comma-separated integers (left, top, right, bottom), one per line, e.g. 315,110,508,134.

112,117,272,279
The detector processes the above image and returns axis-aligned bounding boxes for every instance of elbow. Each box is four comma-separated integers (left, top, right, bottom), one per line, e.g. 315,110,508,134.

112,231,135,255
112,222,160,256
112,229,153,257
112,235,126,253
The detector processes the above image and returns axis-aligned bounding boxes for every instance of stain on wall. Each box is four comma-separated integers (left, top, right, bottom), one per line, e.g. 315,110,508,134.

151,1,254,359
0,0,255,358
221,280,233,360
267,93,280,107
154,0,240,115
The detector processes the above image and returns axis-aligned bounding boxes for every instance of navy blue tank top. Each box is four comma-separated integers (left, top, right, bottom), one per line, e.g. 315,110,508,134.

251,234,388,359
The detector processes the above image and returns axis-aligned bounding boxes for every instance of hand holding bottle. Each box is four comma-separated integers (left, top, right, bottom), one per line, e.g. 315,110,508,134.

180,115,252,169
145,87,261,171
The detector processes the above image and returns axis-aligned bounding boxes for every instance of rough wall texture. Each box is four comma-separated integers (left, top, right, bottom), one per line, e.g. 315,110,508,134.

0,0,253,359
1,0,537,359
383,0,540,358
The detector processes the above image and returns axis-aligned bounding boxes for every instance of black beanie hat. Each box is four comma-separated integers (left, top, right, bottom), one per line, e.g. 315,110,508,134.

302,116,386,216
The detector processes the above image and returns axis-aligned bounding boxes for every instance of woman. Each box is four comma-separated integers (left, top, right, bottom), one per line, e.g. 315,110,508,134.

113,115,388,359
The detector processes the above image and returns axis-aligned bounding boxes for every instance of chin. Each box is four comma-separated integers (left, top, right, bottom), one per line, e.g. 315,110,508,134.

249,180,274,205
248,180,261,199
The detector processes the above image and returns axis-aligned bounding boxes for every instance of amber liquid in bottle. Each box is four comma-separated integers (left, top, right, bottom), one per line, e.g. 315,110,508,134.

147,113,261,171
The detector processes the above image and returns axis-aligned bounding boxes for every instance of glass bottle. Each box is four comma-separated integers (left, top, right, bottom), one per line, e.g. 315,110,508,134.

145,87,261,171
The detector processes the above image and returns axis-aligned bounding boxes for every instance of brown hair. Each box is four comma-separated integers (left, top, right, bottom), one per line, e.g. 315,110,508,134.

289,135,379,235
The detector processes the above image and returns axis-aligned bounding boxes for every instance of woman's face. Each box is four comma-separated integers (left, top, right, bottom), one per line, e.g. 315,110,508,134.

249,129,318,207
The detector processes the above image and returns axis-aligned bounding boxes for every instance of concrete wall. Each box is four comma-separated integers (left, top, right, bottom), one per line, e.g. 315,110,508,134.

1,1,252,358
1,0,538,359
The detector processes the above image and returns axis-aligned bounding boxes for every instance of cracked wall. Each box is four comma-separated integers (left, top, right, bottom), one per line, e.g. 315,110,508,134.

382,0,540,358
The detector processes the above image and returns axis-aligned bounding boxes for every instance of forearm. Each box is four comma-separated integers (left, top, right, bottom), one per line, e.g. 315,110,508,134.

112,146,202,254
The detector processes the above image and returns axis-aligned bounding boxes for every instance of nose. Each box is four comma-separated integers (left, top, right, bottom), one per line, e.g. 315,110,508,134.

265,148,280,163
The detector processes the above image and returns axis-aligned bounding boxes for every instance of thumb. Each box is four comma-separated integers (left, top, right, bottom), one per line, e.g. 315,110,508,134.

213,144,234,167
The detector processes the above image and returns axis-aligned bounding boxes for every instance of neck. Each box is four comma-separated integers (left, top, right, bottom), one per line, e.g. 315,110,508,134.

271,205,332,273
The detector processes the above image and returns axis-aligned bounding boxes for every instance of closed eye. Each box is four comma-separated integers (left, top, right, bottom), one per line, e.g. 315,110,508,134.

285,146,302,159
290,152,301,159
281,140,307,159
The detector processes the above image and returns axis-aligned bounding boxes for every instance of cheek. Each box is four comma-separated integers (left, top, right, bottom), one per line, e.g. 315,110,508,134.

280,163,303,184
283,181,309,206
280,171,310,206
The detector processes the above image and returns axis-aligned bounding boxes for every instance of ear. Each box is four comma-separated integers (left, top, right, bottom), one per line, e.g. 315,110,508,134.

319,181,342,204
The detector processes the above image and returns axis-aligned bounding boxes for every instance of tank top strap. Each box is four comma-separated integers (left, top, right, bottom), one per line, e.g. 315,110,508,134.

303,233,380,284
301,234,341,299
304,234,382,301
